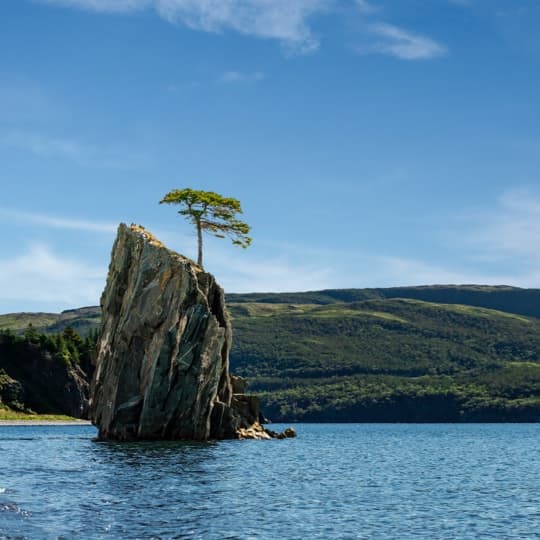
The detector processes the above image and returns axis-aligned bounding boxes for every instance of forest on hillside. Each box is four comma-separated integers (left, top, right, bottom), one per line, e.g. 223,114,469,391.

2,286,540,422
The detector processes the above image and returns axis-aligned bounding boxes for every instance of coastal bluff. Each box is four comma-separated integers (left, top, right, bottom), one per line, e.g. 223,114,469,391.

90,223,286,441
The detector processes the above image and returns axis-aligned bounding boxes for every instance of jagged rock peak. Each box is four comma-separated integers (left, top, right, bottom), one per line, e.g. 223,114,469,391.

90,223,275,441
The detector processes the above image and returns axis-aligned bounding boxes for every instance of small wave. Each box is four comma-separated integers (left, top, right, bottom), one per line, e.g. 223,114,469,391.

0,488,6,494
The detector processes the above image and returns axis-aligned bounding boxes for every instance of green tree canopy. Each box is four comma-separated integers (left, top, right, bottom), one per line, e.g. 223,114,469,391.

160,188,252,269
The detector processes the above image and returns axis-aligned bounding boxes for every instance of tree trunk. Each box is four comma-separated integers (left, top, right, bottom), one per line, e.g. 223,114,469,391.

196,218,203,268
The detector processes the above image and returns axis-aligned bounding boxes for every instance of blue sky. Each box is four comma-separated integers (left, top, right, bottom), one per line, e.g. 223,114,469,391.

1,0,540,313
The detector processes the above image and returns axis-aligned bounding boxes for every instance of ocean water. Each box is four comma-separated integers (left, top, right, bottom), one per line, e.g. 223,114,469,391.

1,424,539,539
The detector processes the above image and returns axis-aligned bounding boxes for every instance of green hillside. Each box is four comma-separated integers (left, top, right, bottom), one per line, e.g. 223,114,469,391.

228,284,540,319
1,285,540,422
227,298,540,422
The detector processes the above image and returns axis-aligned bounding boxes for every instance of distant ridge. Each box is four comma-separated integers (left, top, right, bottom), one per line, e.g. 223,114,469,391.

0,307,101,335
1,285,540,335
227,285,540,319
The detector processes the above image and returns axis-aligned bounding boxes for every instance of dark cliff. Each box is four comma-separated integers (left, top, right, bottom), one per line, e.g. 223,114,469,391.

0,336,89,417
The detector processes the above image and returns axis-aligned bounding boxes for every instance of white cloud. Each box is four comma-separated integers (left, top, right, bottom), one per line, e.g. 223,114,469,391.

218,70,266,84
189,187,540,291
364,23,447,60
368,254,527,288
223,230,540,293
178,234,519,294
2,131,87,160
0,130,147,169
38,0,328,53
0,245,105,309
0,208,117,234
214,246,540,293
5,197,540,314
37,0,451,60
364,188,540,289
462,188,540,262
207,248,333,293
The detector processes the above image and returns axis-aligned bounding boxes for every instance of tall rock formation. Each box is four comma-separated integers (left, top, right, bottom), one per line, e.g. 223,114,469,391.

90,224,270,441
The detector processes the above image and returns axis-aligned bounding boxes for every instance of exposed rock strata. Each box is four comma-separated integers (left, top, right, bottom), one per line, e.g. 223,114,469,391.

90,224,276,441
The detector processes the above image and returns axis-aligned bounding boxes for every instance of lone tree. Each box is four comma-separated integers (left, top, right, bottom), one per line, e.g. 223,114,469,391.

159,188,252,269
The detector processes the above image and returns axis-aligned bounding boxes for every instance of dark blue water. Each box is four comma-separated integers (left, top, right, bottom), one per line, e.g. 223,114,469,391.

1,424,540,539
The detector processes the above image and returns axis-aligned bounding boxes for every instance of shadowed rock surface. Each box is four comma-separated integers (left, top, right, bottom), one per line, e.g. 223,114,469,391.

90,224,273,440
0,341,89,417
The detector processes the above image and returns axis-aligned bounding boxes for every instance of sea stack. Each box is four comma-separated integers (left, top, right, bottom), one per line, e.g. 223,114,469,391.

90,223,277,441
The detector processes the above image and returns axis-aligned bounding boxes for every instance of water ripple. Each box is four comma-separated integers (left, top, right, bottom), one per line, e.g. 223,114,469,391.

1,424,540,538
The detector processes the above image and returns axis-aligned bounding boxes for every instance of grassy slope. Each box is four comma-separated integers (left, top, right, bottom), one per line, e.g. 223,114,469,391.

0,313,61,332
0,406,76,421
0,307,101,336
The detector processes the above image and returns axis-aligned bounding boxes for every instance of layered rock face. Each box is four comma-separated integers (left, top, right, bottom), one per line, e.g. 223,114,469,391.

90,224,269,441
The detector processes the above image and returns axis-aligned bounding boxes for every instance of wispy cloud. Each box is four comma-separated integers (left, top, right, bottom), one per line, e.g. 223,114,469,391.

4,200,540,314
218,70,266,84
0,130,148,169
213,245,538,293
0,208,117,234
462,188,540,262
355,0,378,15
0,245,105,310
362,23,448,60
207,247,333,293
2,131,89,160
367,188,540,288
368,254,528,288
38,0,328,53
37,0,451,60
174,187,540,291
0,82,60,124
